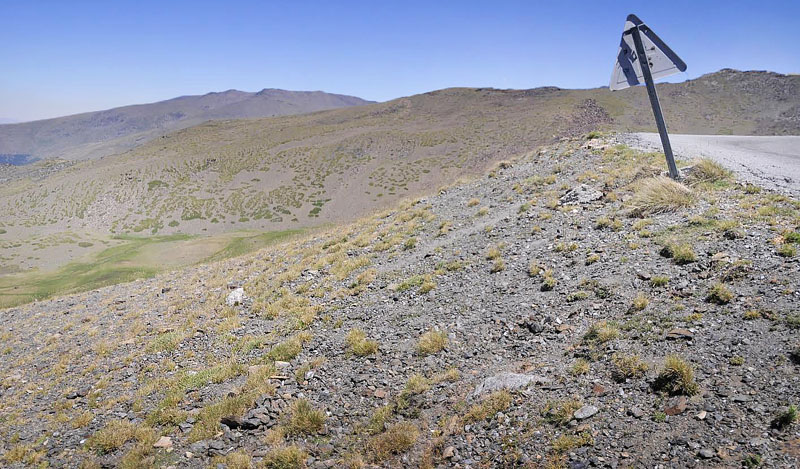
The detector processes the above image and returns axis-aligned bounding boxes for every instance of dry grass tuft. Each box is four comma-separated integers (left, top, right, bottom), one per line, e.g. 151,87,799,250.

543,398,583,425
87,420,157,454
288,399,326,435
346,328,379,356
686,158,732,186
611,354,648,382
262,445,308,468
368,422,419,462
583,321,620,345
628,177,694,216
654,355,698,396
630,292,649,311
464,391,512,423
417,330,448,356
660,241,697,265
706,282,734,305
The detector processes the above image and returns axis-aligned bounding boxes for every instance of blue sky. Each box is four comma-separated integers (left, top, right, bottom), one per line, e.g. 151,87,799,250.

2,0,798,121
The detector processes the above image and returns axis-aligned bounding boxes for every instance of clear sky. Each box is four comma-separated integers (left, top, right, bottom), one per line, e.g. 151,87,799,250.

2,0,798,122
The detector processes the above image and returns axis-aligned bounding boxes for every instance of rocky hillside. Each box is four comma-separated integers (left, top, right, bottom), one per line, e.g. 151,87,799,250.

1,134,798,468
2,70,798,287
0,89,372,162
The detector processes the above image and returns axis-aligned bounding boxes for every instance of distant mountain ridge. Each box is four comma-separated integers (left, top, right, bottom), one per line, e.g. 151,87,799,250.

0,89,373,161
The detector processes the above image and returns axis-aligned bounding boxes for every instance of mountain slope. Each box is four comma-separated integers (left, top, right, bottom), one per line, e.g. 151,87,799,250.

1,135,798,467
0,69,798,306
0,89,372,161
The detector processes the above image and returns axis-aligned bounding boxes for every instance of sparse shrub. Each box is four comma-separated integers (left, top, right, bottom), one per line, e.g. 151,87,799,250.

570,359,590,376
356,268,377,286
743,454,762,468
438,221,452,236
541,270,557,291
585,253,600,265
650,276,669,287
633,218,652,232
419,276,436,293
87,420,156,454
660,241,696,265
706,282,734,305
490,258,505,273
528,261,542,277
268,333,311,361
784,231,800,244
744,184,762,194
743,310,761,320
629,177,694,216
464,391,512,423
771,405,797,430
684,312,703,323
347,329,378,357
543,398,582,425
366,405,394,435
631,292,649,311
594,217,613,229
368,422,419,462
554,242,578,253
397,274,435,294
262,445,308,468
213,450,253,469
552,432,593,453
787,314,800,329
146,330,185,353
583,321,619,345
403,374,430,395
486,245,502,260
686,158,732,186
612,354,648,382
417,330,448,356
778,244,796,257
654,355,698,396
567,291,589,302
288,399,325,435
71,410,94,429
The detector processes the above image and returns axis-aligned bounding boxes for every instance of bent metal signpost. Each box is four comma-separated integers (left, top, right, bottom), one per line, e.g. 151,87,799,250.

610,14,687,180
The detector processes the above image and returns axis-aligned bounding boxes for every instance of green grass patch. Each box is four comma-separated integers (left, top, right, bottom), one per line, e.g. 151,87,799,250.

203,229,302,262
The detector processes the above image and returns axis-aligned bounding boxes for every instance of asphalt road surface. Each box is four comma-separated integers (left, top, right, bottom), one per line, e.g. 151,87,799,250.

624,133,800,198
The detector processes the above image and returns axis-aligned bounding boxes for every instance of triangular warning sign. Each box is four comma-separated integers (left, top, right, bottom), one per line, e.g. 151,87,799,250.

609,14,686,91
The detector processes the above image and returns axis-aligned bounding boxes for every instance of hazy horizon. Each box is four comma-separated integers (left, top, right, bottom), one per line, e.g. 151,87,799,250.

2,0,798,122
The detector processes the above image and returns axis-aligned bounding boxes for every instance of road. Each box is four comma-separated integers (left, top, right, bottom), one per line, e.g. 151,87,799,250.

623,133,800,198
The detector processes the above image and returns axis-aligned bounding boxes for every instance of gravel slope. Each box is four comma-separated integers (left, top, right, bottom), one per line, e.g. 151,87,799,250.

1,136,799,468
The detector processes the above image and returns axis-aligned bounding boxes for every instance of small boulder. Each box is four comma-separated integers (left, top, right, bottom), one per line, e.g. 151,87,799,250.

153,436,172,449
574,405,599,420
560,184,603,205
471,372,550,397
226,287,246,306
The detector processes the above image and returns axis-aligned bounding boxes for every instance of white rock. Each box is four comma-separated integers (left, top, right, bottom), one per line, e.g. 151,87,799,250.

471,372,550,397
574,405,599,420
153,436,172,448
226,287,246,306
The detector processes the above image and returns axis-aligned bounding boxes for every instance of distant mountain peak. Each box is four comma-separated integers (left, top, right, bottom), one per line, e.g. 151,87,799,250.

0,89,373,161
